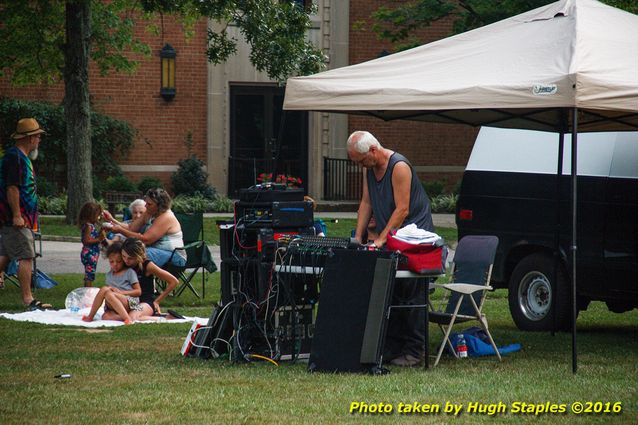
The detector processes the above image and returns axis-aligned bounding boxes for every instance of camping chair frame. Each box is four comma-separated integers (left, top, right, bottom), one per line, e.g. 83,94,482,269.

428,235,502,367
168,245,207,298
163,213,216,298
5,227,42,290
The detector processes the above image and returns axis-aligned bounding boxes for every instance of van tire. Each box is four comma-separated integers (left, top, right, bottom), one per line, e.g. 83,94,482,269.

508,253,571,331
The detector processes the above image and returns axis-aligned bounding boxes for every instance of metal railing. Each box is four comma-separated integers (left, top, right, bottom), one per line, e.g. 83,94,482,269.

323,157,362,201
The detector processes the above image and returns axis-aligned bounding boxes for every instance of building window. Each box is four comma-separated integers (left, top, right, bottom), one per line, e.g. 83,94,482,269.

292,0,311,10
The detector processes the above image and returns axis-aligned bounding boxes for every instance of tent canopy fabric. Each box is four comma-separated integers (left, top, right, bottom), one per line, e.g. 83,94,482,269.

283,0,638,132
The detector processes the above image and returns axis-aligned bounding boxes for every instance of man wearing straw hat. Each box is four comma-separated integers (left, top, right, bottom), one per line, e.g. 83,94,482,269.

0,118,51,310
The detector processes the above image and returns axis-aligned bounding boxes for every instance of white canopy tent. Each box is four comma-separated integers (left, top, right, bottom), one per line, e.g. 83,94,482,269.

284,0,638,372
285,0,638,131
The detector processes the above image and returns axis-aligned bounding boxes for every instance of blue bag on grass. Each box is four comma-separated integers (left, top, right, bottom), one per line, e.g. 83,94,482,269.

34,270,59,289
449,327,521,357
6,261,58,289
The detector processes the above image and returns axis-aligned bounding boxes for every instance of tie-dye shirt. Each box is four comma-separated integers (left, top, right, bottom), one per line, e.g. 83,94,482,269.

0,146,38,230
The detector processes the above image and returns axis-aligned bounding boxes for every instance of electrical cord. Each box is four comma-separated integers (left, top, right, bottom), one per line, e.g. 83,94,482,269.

246,353,279,367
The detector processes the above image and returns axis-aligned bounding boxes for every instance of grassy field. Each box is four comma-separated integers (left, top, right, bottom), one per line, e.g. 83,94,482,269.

0,272,636,424
39,216,459,246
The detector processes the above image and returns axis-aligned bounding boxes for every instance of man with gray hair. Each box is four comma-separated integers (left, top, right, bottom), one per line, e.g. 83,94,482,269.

0,118,51,310
347,130,433,367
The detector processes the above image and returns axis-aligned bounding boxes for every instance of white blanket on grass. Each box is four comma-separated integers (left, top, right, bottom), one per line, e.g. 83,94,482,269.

0,308,207,328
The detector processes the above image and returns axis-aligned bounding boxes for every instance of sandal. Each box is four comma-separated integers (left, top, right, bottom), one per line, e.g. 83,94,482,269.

26,299,53,311
167,309,185,320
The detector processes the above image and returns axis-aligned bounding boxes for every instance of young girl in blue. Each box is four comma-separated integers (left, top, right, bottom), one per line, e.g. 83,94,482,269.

78,202,106,287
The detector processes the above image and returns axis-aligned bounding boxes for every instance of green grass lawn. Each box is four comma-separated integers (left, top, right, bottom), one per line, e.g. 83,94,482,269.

0,272,636,424
39,216,458,247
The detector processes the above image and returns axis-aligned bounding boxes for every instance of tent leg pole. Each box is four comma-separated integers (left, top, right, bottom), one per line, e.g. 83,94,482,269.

571,107,578,374
553,127,565,336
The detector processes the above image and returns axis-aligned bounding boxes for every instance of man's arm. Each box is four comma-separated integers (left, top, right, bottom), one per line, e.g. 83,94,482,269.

374,162,411,247
354,169,373,244
6,185,25,228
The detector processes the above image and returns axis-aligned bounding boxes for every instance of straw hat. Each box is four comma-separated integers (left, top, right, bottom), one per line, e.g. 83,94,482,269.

11,118,45,139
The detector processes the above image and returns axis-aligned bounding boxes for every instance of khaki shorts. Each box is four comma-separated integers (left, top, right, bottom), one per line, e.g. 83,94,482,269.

104,296,142,312
0,227,35,260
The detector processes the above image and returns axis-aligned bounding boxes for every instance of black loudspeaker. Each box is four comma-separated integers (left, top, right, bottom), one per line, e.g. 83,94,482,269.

190,303,235,360
220,259,239,305
218,221,235,261
308,250,397,373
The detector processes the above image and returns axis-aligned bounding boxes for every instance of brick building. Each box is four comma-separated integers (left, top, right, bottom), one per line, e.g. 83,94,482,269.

0,17,209,190
0,1,476,199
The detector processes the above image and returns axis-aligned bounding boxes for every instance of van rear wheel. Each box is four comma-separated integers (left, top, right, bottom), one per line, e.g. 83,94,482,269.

508,253,571,331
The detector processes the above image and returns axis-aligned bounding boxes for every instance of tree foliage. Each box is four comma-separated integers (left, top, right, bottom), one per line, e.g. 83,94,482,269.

171,155,217,199
372,0,638,51
0,0,150,85
0,97,135,189
0,0,324,222
141,0,326,82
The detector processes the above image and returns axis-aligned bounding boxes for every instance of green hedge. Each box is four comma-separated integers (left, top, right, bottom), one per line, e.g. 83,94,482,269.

38,196,68,215
171,194,233,213
39,193,451,215
38,194,234,215
430,194,457,214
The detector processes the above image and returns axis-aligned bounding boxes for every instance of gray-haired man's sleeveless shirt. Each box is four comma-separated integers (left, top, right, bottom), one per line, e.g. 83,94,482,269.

366,152,434,233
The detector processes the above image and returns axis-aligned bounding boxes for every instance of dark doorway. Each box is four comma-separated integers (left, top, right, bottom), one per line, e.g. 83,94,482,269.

228,84,308,197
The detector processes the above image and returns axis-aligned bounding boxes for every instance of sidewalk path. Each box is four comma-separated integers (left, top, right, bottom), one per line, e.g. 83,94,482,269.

36,214,455,275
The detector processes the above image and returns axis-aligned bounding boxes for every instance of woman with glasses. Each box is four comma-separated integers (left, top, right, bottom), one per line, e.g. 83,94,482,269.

103,188,186,267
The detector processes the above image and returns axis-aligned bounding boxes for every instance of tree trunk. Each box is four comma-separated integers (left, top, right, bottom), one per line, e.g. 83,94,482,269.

64,0,92,224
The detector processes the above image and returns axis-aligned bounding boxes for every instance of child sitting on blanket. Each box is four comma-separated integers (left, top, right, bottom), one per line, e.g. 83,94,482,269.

121,238,184,321
82,241,141,325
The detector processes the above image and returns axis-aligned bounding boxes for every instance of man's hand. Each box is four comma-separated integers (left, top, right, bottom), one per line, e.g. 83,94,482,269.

12,215,25,228
372,237,386,249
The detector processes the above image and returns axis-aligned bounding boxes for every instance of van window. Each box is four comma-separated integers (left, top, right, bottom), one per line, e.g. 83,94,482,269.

467,127,558,174
467,127,636,177
609,133,638,178
559,132,614,177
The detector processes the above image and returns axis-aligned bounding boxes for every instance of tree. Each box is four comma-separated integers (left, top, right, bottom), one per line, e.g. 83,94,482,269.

64,1,92,226
371,0,638,51
0,0,325,223
1,0,152,223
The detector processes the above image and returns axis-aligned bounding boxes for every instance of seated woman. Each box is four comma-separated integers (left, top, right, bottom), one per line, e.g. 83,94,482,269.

109,198,147,242
127,198,147,222
103,188,186,267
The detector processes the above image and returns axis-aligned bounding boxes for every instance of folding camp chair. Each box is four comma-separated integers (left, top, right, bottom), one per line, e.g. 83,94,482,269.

428,235,501,367
164,212,217,298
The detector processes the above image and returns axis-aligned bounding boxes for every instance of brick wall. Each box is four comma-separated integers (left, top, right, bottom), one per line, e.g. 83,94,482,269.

1,3,481,195
348,0,477,190
0,16,208,191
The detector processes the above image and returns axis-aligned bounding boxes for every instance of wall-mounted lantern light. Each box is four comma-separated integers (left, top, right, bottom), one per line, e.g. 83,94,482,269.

160,44,176,101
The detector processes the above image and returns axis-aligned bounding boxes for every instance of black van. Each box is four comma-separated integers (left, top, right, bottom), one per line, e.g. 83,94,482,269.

456,127,638,331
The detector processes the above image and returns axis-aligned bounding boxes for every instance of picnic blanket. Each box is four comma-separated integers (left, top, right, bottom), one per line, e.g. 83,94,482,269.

0,308,207,328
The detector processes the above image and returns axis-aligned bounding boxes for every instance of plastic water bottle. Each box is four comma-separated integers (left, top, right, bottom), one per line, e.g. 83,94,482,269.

65,287,102,313
457,334,468,359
